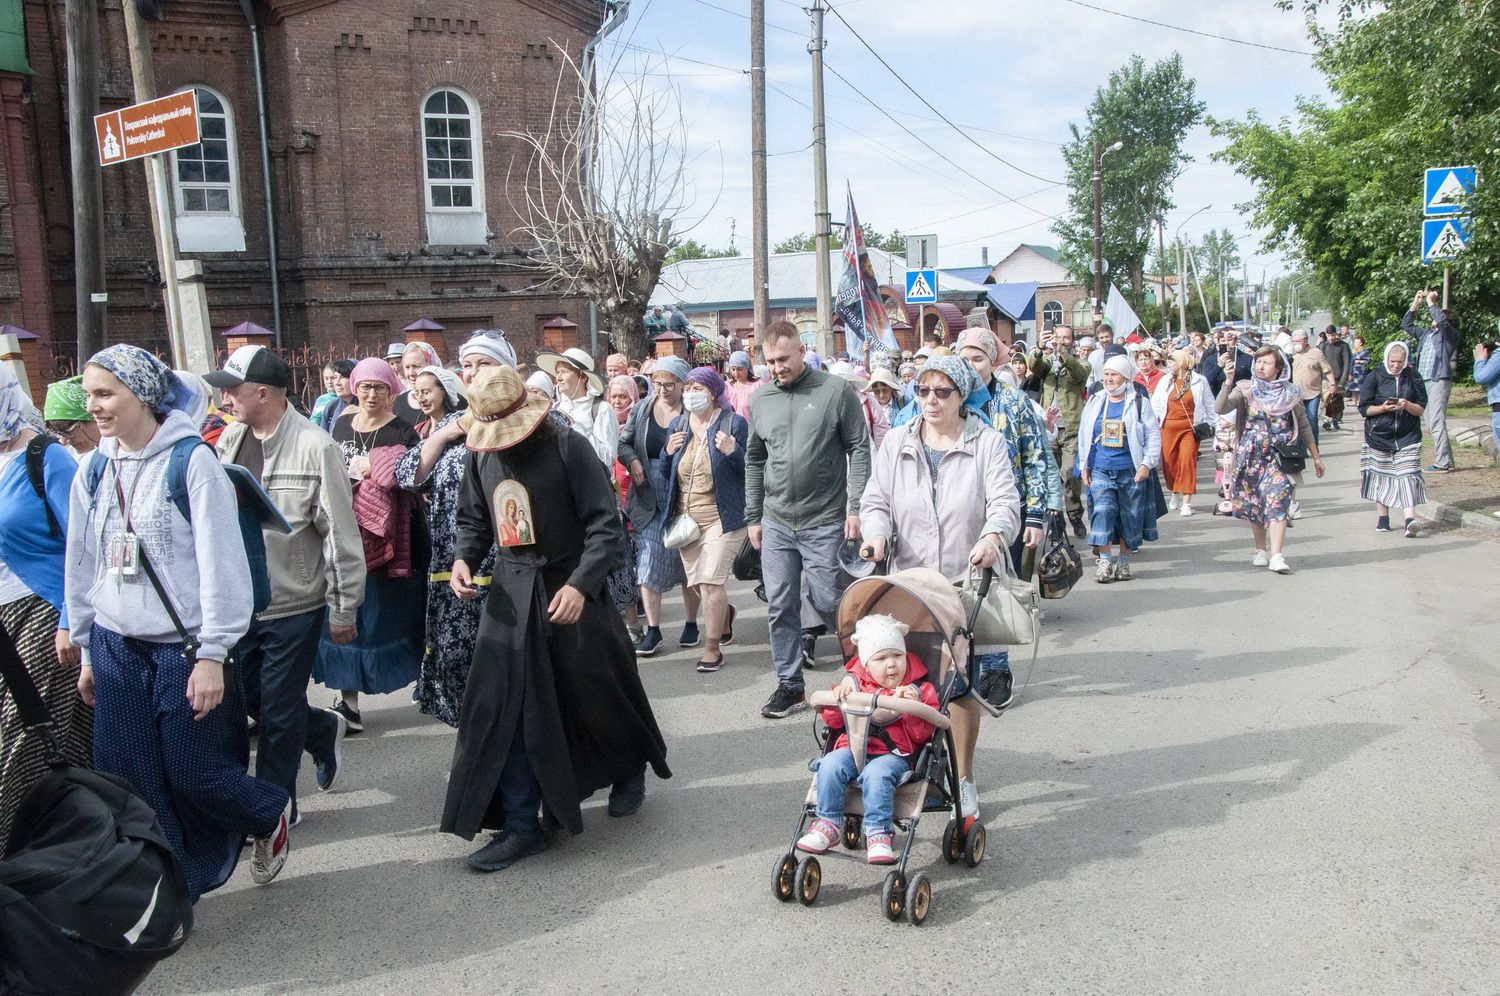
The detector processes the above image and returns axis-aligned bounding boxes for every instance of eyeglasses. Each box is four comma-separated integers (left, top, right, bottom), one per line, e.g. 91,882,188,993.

650,380,679,391
915,386,958,400
46,421,80,437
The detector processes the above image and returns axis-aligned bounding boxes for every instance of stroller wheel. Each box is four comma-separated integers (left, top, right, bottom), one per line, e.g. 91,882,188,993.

880,870,906,922
941,818,963,864
963,822,987,868
795,856,822,906
905,873,932,926
842,817,864,850
772,853,797,903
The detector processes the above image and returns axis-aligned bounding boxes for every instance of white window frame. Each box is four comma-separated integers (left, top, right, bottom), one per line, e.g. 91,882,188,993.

1041,299,1063,328
169,85,246,253
421,87,487,245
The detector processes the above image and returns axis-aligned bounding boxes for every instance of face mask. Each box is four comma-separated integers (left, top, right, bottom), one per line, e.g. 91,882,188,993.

683,392,711,413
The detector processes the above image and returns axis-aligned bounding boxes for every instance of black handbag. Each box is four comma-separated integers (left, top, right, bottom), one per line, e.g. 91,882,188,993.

1192,421,1215,442
1275,443,1307,475
1037,512,1083,600
0,623,193,996
731,537,762,582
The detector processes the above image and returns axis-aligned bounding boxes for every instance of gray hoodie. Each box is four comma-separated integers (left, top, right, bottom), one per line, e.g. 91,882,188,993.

66,410,253,662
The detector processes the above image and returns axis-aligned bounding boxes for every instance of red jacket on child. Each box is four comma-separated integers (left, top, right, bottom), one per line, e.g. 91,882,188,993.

822,652,940,759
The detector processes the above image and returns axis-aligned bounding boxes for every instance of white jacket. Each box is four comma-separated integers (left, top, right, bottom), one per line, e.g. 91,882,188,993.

554,390,620,468
1150,371,1218,428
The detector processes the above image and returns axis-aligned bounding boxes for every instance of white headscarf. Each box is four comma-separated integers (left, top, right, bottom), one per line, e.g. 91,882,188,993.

459,330,517,369
0,365,42,443
417,364,466,410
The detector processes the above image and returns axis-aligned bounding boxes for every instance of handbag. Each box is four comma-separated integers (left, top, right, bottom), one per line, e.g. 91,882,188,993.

662,513,701,551
957,551,1039,647
1036,511,1083,600
1275,443,1306,475
1192,421,1215,442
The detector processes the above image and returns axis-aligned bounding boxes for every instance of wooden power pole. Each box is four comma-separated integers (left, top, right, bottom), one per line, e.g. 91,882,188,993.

66,0,106,357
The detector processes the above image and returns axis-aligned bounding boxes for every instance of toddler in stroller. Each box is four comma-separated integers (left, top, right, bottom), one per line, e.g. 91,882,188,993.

796,615,939,864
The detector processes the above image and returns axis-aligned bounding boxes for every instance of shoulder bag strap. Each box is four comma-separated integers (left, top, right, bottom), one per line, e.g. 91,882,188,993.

0,620,64,764
136,541,199,660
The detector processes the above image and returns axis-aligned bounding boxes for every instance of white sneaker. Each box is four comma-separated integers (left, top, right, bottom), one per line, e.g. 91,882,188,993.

1268,554,1291,574
1289,500,1303,520
250,801,291,885
1251,550,1269,567
1167,494,1179,510
958,779,980,820
1180,501,1194,517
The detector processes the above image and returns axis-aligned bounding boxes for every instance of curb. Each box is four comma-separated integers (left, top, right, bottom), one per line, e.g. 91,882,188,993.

1419,499,1500,535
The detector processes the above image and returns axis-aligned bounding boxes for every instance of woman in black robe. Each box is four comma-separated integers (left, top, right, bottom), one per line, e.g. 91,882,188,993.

441,365,670,872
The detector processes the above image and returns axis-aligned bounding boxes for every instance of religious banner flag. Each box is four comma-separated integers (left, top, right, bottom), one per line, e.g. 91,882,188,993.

834,185,899,352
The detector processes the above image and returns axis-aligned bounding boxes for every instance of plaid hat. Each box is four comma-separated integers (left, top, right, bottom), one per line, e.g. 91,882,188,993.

204,344,291,389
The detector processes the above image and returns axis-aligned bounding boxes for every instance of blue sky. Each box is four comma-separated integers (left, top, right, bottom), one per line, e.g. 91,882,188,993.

597,0,1332,276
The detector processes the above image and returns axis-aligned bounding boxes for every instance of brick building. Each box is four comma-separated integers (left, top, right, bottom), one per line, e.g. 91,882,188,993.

3,0,605,369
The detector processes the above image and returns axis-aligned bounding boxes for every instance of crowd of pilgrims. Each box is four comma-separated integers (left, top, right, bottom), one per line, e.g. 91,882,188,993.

0,311,1437,900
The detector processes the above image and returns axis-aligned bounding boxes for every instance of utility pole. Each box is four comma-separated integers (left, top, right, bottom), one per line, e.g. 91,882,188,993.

1091,142,1103,327
122,0,185,366
1175,239,1188,337
808,0,833,357
1156,217,1169,339
750,0,769,341
66,0,106,358
1242,264,1250,331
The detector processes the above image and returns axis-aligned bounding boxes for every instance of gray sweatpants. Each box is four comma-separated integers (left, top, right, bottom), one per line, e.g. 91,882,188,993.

1425,378,1454,469
760,516,844,693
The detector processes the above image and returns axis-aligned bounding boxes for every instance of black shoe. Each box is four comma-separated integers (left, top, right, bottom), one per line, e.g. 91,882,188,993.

607,768,647,818
720,604,736,646
695,650,724,673
1404,517,1419,538
330,697,363,734
978,669,1016,710
1375,515,1391,533
314,709,347,791
679,622,701,649
761,684,806,719
466,828,546,873
800,632,818,671
753,583,766,603
634,627,662,657
1069,516,1086,539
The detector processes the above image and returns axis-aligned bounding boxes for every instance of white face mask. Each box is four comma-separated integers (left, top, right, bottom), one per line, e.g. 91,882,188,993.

683,391,711,413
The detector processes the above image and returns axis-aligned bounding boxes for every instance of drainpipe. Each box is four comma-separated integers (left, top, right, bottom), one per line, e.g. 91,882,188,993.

580,2,628,356
239,0,282,346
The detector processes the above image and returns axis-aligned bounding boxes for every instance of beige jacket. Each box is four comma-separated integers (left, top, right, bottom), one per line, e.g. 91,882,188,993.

217,406,366,626
1292,346,1335,401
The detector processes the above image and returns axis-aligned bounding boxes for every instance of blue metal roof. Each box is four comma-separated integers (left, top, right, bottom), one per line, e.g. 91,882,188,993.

985,281,1038,322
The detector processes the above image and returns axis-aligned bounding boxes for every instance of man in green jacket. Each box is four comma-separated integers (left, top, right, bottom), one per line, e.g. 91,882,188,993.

1029,324,1090,537
747,321,871,719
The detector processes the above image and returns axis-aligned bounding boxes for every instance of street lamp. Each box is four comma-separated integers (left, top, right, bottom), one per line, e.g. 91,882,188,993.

1172,204,1211,337
1091,139,1123,327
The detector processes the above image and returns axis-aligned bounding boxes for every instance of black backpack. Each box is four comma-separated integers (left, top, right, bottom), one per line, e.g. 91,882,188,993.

23,434,64,539
0,623,192,996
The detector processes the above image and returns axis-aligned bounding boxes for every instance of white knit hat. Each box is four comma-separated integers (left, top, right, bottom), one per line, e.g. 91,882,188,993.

851,614,910,663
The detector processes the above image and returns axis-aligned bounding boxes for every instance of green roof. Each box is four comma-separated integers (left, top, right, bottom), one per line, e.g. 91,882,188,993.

1023,244,1060,262
0,0,31,76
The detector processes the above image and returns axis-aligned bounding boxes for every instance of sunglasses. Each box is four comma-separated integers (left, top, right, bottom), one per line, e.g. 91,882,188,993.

915,386,958,400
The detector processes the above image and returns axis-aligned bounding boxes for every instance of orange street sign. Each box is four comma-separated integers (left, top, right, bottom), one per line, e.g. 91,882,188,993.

94,91,201,167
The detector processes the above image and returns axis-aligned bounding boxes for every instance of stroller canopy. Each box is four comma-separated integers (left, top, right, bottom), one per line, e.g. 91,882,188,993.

836,567,968,672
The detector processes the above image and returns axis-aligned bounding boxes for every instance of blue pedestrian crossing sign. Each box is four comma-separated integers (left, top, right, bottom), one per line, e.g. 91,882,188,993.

1422,216,1469,263
1424,166,1477,217
905,268,937,304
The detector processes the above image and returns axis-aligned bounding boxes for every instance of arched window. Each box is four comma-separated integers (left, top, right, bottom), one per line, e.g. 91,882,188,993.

1071,298,1096,328
170,87,245,252
422,88,486,244
1041,299,1063,328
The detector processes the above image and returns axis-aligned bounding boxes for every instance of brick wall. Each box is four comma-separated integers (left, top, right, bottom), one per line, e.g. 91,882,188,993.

17,0,602,366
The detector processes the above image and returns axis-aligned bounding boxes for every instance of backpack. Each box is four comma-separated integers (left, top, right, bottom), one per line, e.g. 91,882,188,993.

23,435,63,539
83,437,273,616
0,623,192,996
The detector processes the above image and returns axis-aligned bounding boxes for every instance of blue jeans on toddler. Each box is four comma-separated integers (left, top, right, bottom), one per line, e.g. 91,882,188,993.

814,748,910,836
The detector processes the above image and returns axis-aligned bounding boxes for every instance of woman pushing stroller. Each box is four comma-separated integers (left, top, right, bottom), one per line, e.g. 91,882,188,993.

796,615,938,865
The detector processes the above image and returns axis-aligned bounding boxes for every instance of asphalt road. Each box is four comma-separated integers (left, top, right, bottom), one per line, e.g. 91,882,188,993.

145,423,1500,996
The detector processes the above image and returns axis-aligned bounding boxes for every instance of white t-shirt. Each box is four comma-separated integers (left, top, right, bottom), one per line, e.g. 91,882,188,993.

0,448,35,605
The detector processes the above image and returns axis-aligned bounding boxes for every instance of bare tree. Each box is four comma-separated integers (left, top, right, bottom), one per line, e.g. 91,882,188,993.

505,49,713,361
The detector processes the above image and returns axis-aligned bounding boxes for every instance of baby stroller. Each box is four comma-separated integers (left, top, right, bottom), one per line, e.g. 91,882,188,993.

771,566,989,926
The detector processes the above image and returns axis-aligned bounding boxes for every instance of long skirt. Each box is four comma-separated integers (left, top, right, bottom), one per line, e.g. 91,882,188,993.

91,626,287,902
0,595,92,852
1230,417,1295,527
1360,444,1426,509
636,511,685,594
415,568,488,729
314,573,425,695
1160,401,1201,495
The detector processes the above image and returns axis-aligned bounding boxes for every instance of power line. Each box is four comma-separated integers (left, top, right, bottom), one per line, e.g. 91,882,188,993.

824,0,1063,185
685,0,803,35
1057,0,1314,56
774,77,1061,146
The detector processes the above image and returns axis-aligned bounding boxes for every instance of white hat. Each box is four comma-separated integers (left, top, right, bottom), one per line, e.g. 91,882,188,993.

1103,355,1135,381
851,614,910,663
525,370,556,399
384,341,406,360
536,348,605,396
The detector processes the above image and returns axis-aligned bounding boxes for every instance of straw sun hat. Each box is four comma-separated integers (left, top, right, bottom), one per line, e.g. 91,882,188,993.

535,347,606,397
460,365,553,452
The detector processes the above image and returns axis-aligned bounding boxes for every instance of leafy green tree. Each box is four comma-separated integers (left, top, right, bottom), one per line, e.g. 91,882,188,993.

664,239,741,265
1054,54,1206,312
773,223,905,255
1214,0,1500,351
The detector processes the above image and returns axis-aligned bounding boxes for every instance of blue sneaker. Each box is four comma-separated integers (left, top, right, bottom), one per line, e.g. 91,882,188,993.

315,709,347,792
634,627,662,657
679,621,701,649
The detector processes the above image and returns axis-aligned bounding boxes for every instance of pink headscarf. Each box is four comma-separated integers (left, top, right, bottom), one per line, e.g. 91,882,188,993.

608,374,639,425
404,340,441,367
350,356,403,395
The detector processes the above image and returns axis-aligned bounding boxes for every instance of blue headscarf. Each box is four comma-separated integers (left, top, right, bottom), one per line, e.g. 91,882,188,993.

87,344,190,416
653,356,692,382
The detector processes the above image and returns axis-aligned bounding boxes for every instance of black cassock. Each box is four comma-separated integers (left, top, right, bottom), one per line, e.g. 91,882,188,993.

441,423,670,839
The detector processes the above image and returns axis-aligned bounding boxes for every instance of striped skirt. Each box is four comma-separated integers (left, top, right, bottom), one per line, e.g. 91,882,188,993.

0,594,92,852
1360,444,1426,509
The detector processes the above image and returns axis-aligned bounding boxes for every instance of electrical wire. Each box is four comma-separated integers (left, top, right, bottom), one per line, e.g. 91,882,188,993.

1057,0,1315,56
824,0,1064,185
685,0,804,35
